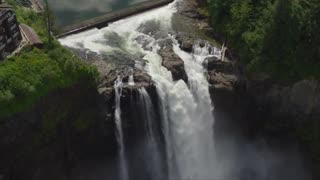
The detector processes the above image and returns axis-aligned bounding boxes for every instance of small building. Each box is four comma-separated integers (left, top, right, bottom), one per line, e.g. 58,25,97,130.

0,4,22,60
19,23,43,49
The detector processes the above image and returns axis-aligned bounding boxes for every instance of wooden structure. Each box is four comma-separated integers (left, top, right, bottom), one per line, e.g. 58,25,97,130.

20,23,43,49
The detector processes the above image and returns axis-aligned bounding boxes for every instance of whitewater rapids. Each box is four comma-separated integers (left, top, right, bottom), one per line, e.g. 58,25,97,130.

59,0,222,179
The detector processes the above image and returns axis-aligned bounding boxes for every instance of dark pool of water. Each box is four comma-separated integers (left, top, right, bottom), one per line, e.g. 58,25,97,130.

47,0,150,27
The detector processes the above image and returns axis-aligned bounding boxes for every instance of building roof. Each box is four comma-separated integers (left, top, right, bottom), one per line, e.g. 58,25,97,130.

20,24,43,47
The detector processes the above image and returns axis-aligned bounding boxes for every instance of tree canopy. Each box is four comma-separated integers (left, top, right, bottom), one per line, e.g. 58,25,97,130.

208,0,320,80
0,2,98,117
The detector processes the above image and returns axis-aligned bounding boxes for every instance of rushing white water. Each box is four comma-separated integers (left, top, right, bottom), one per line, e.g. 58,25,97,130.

167,39,222,179
128,68,135,86
60,0,221,179
138,87,163,179
114,75,129,180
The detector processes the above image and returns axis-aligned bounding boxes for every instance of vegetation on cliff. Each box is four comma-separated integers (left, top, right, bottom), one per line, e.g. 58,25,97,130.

208,0,320,174
0,1,98,117
208,0,320,80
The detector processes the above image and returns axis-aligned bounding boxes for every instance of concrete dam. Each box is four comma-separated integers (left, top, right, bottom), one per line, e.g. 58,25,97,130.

57,0,174,38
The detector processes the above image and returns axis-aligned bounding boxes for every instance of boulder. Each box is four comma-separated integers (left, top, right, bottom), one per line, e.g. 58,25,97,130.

203,57,240,74
157,38,173,49
180,42,193,52
175,33,194,53
175,32,216,53
159,46,188,83
208,72,239,91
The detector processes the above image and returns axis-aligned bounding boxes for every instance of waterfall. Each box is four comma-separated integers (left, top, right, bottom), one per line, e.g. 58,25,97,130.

170,39,221,179
59,0,221,179
114,75,129,180
138,87,163,180
128,68,135,86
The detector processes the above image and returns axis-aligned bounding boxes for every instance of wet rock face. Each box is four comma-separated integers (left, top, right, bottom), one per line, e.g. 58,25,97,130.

116,82,165,180
0,84,117,180
159,46,188,83
246,79,320,176
157,38,174,49
205,56,246,104
96,58,155,105
175,0,206,20
180,42,193,52
135,19,188,84
208,72,239,89
175,33,195,53
195,48,248,137
137,20,169,40
99,69,153,90
204,57,239,74
249,80,320,120
175,32,214,54
92,52,164,180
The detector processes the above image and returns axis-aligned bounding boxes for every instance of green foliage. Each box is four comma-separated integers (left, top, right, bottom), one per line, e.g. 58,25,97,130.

0,45,98,117
209,0,320,168
208,0,320,81
14,6,51,43
0,2,98,117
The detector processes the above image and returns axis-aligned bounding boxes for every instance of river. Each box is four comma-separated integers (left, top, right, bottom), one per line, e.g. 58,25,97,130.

47,0,150,27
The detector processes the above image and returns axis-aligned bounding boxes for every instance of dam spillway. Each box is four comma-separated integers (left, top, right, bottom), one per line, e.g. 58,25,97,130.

57,0,174,38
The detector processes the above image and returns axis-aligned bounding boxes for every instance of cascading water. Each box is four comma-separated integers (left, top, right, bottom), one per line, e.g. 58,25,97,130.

59,0,222,179
138,87,163,180
128,68,135,86
170,39,222,179
114,74,129,180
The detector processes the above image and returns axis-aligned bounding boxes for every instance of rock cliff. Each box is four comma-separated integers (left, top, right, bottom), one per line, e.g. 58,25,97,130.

0,83,118,180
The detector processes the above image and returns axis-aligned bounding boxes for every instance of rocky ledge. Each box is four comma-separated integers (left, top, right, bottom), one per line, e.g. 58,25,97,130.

159,42,188,83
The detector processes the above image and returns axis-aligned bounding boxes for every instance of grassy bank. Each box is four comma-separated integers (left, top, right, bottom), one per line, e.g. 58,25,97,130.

0,1,98,117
